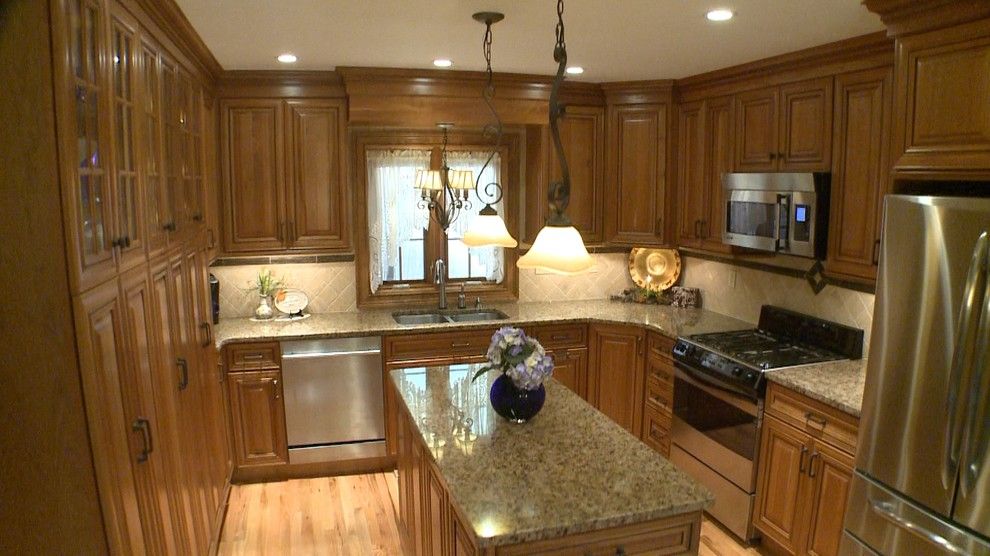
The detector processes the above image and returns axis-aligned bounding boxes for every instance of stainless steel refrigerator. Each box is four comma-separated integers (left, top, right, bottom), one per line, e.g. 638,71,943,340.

842,194,990,555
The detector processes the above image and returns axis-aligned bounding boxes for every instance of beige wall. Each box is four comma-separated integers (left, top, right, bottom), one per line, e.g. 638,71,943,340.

681,255,875,347
212,253,634,318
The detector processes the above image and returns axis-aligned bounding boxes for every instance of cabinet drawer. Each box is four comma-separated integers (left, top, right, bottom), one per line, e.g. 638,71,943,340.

385,329,497,363
644,374,673,416
647,332,675,360
646,354,674,388
227,342,281,371
529,324,587,350
766,383,858,455
643,406,672,456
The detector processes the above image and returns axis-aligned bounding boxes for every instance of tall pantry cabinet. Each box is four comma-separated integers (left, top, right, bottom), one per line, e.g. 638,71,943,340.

50,0,230,553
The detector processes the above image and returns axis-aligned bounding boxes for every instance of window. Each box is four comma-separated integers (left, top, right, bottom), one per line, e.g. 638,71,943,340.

366,148,505,293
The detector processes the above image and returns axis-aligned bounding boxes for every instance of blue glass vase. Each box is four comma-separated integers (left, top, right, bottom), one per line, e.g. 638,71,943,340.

489,374,546,423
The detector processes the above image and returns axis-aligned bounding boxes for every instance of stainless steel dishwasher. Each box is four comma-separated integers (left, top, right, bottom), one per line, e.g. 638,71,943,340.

280,337,385,464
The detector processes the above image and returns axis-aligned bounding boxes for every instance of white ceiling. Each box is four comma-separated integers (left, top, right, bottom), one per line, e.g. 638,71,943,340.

175,0,885,82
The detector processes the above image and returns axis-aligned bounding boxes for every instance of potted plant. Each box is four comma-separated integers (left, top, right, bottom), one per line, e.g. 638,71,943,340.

472,326,554,423
247,269,285,320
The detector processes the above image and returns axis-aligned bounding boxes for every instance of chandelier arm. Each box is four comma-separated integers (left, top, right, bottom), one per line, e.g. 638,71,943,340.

547,0,571,226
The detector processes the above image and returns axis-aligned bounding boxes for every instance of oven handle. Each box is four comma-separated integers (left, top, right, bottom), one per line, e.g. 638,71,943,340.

673,362,760,417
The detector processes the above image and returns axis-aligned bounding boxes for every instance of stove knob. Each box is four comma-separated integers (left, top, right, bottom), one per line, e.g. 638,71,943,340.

744,370,758,383
732,366,744,377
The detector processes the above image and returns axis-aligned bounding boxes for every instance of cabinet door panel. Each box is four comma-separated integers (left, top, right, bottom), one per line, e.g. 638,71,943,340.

286,100,349,250
549,106,606,243
703,96,734,251
804,442,854,556
827,68,892,281
677,101,706,248
221,100,285,252
779,78,833,170
589,325,645,435
228,370,288,466
424,461,450,556
754,415,810,554
606,104,667,245
140,40,169,257
550,348,588,400
734,88,778,171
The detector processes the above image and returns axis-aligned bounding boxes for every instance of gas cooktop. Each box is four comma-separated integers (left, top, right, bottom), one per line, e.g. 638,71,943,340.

673,306,865,397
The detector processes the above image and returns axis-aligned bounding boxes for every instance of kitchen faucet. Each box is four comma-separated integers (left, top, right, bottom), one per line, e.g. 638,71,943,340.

433,258,447,310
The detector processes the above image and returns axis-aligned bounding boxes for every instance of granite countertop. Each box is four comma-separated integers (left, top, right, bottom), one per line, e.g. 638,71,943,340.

764,358,869,417
213,299,752,349
391,364,713,547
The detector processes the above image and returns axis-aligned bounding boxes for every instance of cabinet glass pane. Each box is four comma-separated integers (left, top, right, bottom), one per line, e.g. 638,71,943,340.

80,174,107,254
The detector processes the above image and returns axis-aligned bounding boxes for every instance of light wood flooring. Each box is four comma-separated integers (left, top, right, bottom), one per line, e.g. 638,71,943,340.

218,473,767,555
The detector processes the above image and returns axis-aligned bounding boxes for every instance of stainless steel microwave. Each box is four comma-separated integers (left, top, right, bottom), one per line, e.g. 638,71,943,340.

722,173,830,259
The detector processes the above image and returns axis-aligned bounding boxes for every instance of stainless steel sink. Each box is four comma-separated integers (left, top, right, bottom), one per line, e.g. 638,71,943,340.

392,311,450,325
391,308,510,325
446,309,509,322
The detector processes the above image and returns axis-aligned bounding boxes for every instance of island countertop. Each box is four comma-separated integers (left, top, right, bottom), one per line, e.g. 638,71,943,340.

390,363,714,548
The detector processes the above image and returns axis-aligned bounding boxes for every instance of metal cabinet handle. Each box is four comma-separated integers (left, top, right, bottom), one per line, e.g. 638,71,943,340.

273,378,280,399
551,334,569,341
799,445,809,473
450,342,472,348
870,499,968,555
769,152,776,160
163,222,176,232
654,216,662,235
200,322,212,347
242,354,264,360
808,451,820,477
177,358,189,390
616,546,626,556
806,412,827,430
132,418,152,463
872,239,881,264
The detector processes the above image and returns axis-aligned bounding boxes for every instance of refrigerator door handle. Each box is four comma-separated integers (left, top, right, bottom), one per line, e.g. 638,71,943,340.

870,499,968,555
960,237,990,495
943,231,989,488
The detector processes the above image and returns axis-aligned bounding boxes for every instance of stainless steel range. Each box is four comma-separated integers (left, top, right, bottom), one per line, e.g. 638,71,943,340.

670,305,864,541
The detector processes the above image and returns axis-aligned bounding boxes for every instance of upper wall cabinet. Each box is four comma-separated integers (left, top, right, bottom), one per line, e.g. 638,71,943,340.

891,19,990,173
220,98,349,254
604,100,672,246
525,106,606,245
734,78,833,172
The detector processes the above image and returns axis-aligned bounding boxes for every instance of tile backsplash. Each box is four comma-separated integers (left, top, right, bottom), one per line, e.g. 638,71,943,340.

212,253,634,318
680,255,875,347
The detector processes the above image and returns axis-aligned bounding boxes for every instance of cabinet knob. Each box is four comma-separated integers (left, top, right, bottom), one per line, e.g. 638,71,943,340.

768,152,776,160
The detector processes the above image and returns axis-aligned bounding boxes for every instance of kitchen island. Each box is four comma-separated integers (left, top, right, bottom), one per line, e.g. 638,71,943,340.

390,363,713,555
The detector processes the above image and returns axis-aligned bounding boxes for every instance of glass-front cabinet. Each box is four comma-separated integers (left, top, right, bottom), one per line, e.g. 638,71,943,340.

110,8,144,270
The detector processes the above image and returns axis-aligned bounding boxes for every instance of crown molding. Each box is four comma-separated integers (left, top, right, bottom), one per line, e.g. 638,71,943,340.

132,0,222,80
863,0,990,36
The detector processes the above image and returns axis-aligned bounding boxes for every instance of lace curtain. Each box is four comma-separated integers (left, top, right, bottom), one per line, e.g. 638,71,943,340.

445,150,505,283
367,149,431,293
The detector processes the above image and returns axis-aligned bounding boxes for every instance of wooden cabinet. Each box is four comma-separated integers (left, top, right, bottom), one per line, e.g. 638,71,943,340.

891,18,990,173
605,103,671,246
754,383,857,556
588,324,646,436
641,333,675,457
826,68,892,281
228,370,288,467
525,106,606,244
546,347,588,400
703,97,735,252
734,78,832,172
221,98,349,254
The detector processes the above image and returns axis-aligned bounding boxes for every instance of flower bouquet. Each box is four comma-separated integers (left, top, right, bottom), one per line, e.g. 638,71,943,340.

472,326,554,423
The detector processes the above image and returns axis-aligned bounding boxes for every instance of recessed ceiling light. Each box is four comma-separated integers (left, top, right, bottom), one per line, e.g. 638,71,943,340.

433,58,453,68
277,53,297,64
706,9,734,21
565,66,584,75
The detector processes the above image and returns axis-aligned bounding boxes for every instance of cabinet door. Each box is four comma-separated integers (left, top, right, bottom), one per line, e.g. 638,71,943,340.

550,106,606,244
779,78,833,170
54,0,118,291
676,101,707,248
73,279,146,555
894,21,990,171
589,325,645,435
285,99,349,250
221,99,286,252
549,347,588,399
702,96,734,251
140,40,169,258
734,87,779,171
803,442,854,556
424,460,451,556
754,415,811,555
228,370,288,466
827,68,892,281
606,104,668,245
109,9,145,270
160,56,183,242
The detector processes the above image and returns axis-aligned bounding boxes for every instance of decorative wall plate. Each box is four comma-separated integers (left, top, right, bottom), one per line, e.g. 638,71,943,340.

629,248,681,291
273,288,309,315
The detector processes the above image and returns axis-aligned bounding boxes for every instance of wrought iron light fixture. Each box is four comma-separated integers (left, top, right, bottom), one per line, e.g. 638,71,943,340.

516,0,594,275
462,12,518,249
414,123,475,232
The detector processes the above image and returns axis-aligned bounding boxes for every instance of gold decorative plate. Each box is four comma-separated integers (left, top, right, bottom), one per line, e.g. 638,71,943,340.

629,248,681,291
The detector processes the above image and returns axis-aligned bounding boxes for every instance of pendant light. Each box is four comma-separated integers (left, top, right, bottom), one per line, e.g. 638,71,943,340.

414,123,474,232
461,12,518,249
517,0,594,275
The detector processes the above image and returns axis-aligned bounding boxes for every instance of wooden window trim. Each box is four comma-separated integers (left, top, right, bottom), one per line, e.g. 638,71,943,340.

352,129,520,308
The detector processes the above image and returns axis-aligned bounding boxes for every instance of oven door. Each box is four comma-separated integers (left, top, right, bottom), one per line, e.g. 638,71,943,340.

671,363,761,491
723,189,787,253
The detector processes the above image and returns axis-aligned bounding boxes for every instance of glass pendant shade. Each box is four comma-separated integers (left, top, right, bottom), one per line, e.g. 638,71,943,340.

516,224,594,275
462,208,518,248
